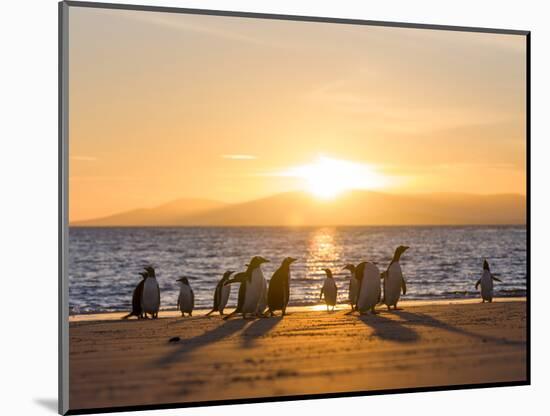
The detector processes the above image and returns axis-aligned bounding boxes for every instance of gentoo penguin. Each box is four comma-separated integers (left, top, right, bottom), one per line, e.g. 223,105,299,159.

205,270,234,316
267,257,297,316
343,264,358,312
141,266,161,319
223,256,270,319
475,259,502,303
176,276,194,317
355,262,381,315
382,246,409,310
122,271,148,320
320,268,337,312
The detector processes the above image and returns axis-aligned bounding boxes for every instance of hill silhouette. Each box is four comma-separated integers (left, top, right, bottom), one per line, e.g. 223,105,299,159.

73,198,228,226
71,191,526,227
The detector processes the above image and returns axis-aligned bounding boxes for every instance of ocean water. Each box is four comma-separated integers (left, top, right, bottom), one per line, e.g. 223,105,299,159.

68,226,527,314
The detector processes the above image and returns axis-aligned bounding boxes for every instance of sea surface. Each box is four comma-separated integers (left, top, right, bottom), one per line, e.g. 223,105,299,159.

68,226,527,314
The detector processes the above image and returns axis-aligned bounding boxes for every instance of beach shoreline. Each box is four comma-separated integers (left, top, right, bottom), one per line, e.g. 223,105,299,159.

69,298,527,411
69,297,526,322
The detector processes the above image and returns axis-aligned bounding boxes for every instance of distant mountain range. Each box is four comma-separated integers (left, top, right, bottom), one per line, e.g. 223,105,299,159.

71,191,526,227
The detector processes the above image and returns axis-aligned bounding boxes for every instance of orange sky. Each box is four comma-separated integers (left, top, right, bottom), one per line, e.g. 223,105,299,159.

68,7,527,222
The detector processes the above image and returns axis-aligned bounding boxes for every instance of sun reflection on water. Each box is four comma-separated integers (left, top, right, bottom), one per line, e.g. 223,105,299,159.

306,228,343,276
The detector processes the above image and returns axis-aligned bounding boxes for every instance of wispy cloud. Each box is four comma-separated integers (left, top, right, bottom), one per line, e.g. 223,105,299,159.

71,156,97,162
221,154,257,160
122,12,286,49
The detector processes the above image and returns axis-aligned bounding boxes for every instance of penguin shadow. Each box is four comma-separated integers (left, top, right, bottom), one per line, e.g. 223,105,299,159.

357,313,419,343
167,315,203,325
393,310,525,347
156,319,248,367
240,316,282,348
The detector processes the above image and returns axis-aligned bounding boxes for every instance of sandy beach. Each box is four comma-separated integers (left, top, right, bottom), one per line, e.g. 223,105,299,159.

69,298,527,411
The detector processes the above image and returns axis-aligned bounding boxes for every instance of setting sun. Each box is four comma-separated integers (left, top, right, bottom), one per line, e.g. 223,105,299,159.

282,156,388,199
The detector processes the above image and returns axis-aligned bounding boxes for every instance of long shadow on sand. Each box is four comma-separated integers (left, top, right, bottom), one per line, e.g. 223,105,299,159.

156,318,249,367
357,313,419,343
392,310,524,347
240,316,282,348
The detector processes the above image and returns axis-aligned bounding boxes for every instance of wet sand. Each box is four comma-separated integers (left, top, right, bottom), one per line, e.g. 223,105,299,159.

69,298,527,411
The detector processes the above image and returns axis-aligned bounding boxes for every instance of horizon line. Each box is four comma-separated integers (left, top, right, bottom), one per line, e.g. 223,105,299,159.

69,223,527,228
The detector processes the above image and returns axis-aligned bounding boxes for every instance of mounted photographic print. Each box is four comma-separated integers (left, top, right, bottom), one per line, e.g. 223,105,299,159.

59,1,530,414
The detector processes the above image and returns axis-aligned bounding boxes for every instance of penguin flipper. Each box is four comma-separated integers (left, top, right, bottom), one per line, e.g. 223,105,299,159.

401,278,407,295
475,279,481,290
191,289,195,310
491,274,502,282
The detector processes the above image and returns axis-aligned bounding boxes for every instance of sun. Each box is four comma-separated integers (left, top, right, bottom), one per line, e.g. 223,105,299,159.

285,156,388,199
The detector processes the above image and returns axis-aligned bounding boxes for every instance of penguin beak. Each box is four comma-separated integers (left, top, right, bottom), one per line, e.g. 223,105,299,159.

289,257,298,263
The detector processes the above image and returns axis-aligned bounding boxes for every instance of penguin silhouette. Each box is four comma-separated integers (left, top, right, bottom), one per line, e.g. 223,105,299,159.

382,246,409,310
343,264,358,312
475,259,502,303
141,266,161,319
355,261,381,315
320,268,337,312
177,276,194,317
122,271,148,320
267,257,297,317
223,256,270,320
205,270,234,316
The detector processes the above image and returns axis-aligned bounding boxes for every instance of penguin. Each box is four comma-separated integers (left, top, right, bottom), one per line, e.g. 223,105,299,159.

320,268,337,312
382,245,409,310
343,264,358,312
267,257,297,316
240,263,267,316
205,270,234,316
176,276,194,317
475,259,502,303
355,261,381,315
223,256,270,319
141,266,161,319
122,271,147,320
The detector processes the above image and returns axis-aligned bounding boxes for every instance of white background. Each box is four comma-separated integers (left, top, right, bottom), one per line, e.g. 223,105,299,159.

1,0,547,415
